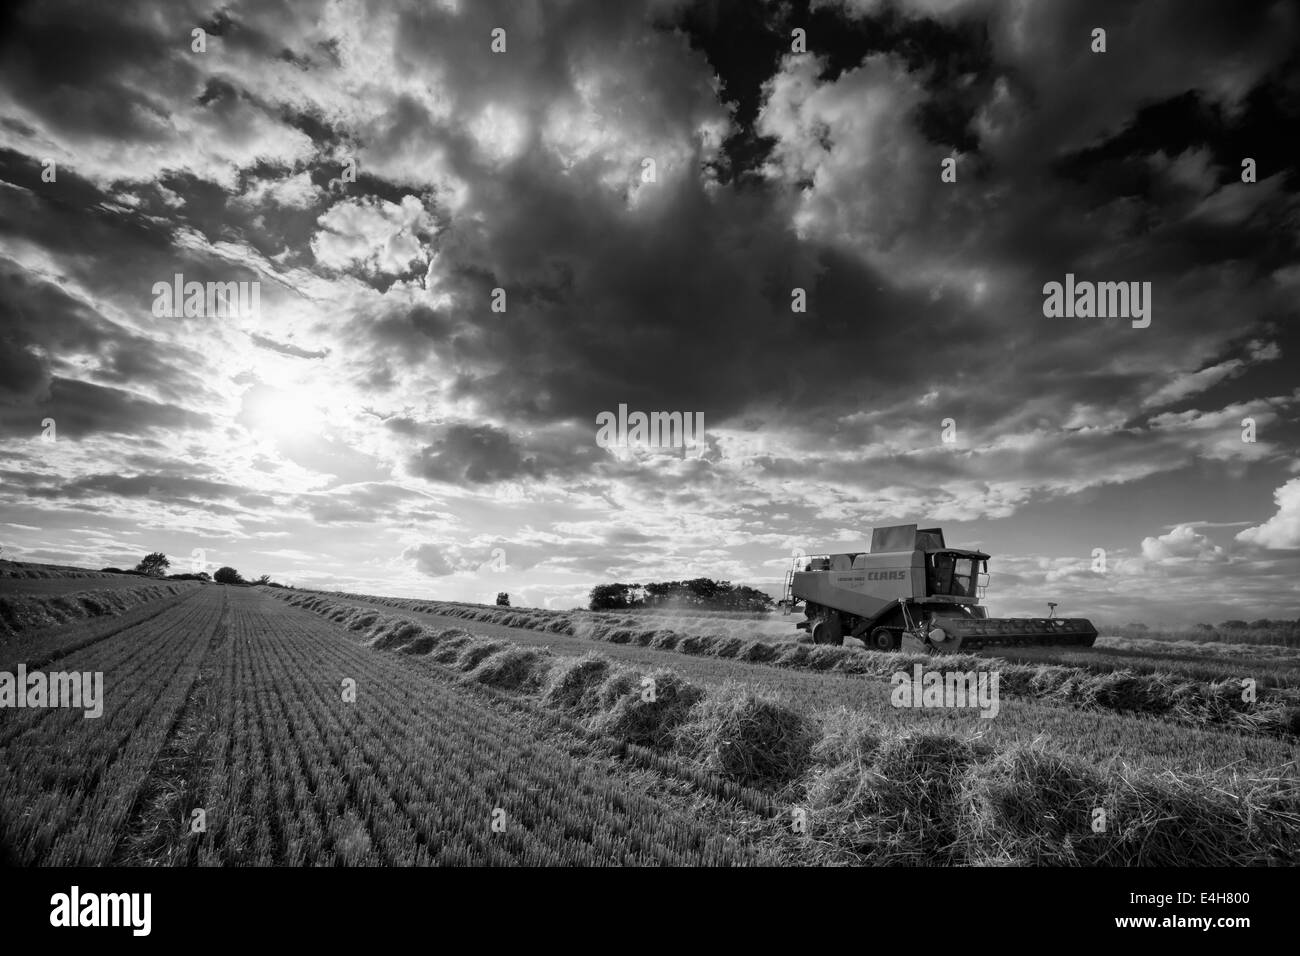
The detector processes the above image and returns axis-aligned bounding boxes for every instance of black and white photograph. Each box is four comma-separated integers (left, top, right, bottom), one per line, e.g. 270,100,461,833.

0,0,1296,932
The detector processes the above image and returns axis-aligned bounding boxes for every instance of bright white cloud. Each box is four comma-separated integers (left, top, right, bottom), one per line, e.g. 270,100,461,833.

1237,478,1300,550
239,171,321,210
311,195,434,274
1141,524,1228,564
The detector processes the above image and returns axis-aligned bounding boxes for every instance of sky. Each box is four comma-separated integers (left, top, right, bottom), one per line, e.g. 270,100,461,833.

1,0,1298,625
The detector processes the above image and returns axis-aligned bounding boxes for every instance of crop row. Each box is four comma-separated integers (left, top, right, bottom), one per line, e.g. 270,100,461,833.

0,562,134,582
0,587,224,864
1000,641,1300,691
215,591,764,864
6,586,765,865
1,585,202,672
273,590,1300,776
286,590,1300,738
0,580,199,642
284,591,1300,866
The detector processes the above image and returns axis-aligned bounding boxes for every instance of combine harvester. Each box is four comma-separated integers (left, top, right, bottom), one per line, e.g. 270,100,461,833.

779,524,1097,654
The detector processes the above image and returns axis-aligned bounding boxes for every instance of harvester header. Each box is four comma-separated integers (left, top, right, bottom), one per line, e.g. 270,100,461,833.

780,524,1097,654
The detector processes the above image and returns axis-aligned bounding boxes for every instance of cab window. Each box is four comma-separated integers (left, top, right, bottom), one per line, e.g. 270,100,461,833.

928,554,978,597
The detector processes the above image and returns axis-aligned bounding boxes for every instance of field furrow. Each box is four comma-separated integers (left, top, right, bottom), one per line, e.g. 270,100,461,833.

3,586,771,865
276,590,1300,778
0,587,225,864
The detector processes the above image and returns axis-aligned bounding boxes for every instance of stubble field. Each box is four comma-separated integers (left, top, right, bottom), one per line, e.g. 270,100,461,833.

3,571,1297,866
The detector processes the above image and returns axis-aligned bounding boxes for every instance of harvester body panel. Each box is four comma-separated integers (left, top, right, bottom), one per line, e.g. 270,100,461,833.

791,549,922,618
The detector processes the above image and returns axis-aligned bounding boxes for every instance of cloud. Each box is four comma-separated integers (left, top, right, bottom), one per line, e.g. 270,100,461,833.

1236,478,1300,550
758,52,934,263
1143,358,1248,408
0,378,211,439
1143,340,1279,409
238,171,322,211
248,333,330,359
1140,524,1228,564
310,195,434,275
403,542,456,577
407,424,535,485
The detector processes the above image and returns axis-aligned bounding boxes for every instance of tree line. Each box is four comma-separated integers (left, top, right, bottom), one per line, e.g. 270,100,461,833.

102,552,282,587
589,578,773,612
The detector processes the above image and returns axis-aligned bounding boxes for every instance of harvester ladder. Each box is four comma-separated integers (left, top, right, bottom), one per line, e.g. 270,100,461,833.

781,568,795,614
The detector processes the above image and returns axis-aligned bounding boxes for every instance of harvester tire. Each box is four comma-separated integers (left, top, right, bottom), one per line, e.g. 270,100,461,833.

811,618,843,646
869,627,899,652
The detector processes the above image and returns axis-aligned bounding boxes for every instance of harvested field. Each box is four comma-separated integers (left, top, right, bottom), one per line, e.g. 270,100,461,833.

0,560,141,583
271,590,1300,782
1,587,776,866
7,580,1296,867
270,588,1300,866
0,580,201,641
282,591,1300,742
0,576,169,597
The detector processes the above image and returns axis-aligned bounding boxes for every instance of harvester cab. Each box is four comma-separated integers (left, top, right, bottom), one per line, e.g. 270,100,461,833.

784,524,1097,653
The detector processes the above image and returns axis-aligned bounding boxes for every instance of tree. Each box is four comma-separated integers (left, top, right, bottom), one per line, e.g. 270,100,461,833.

254,574,272,586
213,566,243,585
135,552,170,577
496,592,510,606
589,583,636,611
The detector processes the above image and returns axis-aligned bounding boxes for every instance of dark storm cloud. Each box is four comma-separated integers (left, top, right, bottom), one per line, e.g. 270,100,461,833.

407,423,545,485
249,333,330,359
0,258,212,435
677,0,997,178
391,416,604,487
0,0,185,142
324,0,1298,476
291,482,432,525
368,305,459,359
0,378,210,439
403,424,592,486
403,542,455,576
26,472,245,504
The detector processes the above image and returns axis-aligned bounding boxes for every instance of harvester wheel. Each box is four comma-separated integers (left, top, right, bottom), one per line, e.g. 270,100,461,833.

869,627,899,652
811,617,843,646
